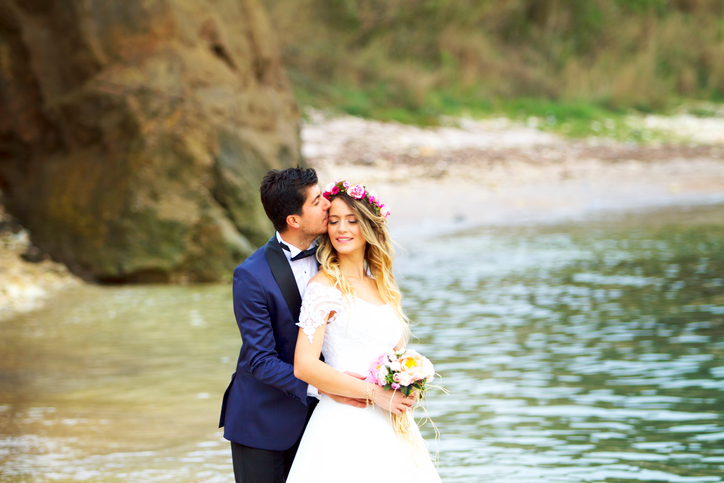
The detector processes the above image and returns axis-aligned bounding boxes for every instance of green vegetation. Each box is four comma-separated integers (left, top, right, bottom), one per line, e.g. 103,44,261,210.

266,0,724,134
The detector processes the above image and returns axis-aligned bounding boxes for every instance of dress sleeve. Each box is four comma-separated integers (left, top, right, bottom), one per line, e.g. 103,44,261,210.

297,282,344,343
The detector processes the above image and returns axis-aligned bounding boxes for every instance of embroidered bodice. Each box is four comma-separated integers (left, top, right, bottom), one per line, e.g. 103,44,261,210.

297,282,403,375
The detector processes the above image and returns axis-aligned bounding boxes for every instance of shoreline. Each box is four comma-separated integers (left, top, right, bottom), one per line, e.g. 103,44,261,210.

0,204,81,321
2,113,723,319
306,113,724,242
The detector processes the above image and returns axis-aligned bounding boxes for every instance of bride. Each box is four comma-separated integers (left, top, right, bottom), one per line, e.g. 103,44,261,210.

287,180,441,482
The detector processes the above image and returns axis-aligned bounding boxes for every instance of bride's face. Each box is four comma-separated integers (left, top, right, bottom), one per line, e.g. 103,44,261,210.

328,198,366,256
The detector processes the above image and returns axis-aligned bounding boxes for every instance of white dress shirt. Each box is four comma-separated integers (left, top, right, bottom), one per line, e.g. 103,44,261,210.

275,232,318,299
276,232,320,399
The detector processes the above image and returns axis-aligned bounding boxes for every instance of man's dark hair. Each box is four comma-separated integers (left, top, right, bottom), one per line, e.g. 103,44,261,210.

260,167,318,232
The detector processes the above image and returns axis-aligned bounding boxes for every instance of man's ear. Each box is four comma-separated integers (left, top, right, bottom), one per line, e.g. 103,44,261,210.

286,214,300,229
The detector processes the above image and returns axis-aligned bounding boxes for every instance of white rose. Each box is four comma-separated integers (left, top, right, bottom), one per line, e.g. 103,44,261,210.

377,368,388,382
394,371,414,387
422,357,434,377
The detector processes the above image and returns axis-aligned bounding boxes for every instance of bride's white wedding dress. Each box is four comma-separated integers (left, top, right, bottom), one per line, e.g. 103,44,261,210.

287,282,441,483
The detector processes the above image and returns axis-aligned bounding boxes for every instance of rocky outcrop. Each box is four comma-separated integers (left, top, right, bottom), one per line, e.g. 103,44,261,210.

0,0,301,282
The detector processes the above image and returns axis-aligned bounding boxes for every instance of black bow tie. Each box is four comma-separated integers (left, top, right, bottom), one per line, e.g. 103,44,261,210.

280,242,318,261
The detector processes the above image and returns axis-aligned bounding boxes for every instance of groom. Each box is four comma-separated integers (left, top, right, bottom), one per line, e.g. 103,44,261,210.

219,167,361,482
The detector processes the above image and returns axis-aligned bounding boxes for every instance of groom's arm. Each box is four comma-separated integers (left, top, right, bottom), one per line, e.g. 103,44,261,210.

233,265,309,404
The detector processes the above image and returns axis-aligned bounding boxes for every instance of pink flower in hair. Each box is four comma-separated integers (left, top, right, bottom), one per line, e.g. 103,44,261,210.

349,184,366,199
379,204,391,218
331,185,340,195
323,191,331,200
342,181,350,190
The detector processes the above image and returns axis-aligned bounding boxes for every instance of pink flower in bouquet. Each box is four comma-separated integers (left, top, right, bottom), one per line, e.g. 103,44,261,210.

367,356,383,384
368,353,393,385
397,349,435,385
398,350,423,372
367,365,380,385
394,371,414,386
348,184,366,199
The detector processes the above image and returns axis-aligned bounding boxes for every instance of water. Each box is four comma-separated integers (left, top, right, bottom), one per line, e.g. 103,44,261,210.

401,204,724,482
1,204,723,482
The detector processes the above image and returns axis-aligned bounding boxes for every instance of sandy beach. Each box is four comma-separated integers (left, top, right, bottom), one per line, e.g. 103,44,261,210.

2,112,723,317
305,112,724,239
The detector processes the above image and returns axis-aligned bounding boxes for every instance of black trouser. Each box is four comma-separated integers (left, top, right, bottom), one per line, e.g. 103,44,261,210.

231,400,317,483
231,441,298,483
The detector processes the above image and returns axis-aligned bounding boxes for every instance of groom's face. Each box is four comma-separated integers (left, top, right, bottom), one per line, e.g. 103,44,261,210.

298,185,331,237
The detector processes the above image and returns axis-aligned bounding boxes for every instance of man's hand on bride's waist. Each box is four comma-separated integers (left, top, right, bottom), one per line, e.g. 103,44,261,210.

318,371,368,408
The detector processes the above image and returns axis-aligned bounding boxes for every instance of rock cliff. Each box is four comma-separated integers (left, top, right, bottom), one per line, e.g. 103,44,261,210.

0,0,301,282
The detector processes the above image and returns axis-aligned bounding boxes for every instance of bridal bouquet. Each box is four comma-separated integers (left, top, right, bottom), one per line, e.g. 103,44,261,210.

367,348,438,452
367,348,435,398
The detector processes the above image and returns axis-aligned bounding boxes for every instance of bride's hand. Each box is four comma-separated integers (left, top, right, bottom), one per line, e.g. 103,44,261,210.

373,386,415,415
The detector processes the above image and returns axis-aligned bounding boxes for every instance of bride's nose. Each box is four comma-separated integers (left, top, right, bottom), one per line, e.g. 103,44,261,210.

343,218,357,233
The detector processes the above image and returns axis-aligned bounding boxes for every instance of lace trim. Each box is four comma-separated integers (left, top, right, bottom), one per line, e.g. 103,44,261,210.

297,282,344,343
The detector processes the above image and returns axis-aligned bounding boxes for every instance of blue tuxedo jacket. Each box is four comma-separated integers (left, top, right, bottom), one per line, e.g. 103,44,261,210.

219,236,311,451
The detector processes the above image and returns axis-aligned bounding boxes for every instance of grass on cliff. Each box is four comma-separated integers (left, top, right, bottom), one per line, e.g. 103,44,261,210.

267,0,724,138
294,82,684,142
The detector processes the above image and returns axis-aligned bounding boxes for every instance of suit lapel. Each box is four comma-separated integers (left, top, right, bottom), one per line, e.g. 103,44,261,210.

264,236,302,323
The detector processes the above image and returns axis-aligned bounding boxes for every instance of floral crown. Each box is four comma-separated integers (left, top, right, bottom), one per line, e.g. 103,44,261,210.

322,179,390,219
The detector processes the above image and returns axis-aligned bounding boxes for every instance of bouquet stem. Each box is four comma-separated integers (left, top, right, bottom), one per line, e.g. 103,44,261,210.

389,405,429,460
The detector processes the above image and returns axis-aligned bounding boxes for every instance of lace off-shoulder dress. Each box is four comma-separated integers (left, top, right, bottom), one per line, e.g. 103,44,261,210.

286,282,441,483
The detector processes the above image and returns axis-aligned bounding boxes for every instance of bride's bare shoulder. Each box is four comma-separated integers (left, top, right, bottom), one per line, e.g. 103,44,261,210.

309,270,335,288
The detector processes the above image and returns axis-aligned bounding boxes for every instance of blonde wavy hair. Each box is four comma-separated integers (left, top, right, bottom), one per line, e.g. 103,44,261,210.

316,192,410,343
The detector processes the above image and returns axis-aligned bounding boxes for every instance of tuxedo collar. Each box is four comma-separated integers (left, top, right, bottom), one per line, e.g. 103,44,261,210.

275,231,316,262
264,236,302,323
